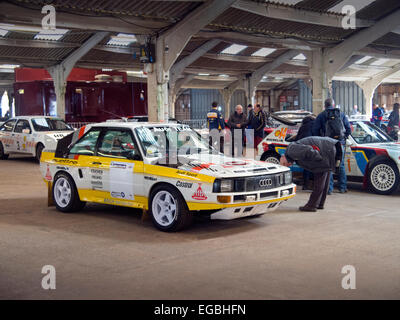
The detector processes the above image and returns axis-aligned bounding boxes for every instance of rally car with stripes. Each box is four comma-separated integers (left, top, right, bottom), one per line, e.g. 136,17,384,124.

39,121,296,231
257,118,400,195
0,116,74,162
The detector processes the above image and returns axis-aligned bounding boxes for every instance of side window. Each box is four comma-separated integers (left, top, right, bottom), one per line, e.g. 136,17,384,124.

14,120,32,134
98,130,140,159
69,129,101,156
0,119,17,132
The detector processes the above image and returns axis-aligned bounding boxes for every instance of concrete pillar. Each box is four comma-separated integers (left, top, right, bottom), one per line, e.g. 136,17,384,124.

50,65,67,119
220,88,234,119
147,70,169,122
309,49,331,115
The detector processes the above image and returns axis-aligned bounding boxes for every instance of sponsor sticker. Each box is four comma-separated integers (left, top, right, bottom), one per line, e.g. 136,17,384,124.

176,181,193,188
192,183,207,200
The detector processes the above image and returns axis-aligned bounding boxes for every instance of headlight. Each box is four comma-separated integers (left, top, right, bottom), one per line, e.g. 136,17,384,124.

213,179,234,193
221,179,234,192
284,171,292,184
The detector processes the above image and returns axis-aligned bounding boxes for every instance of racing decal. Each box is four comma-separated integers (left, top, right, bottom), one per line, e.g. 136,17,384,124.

110,161,134,200
90,169,103,190
144,176,157,181
176,181,193,188
351,147,388,175
191,163,214,171
53,158,78,165
45,165,52,181
176,170,198,178
192,183,207,200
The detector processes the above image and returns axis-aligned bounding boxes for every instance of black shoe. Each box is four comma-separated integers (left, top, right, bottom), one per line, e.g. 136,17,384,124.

299,206,317,212
317,205,324,210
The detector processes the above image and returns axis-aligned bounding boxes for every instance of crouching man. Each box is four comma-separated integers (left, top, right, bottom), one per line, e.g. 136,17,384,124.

280,136,343,212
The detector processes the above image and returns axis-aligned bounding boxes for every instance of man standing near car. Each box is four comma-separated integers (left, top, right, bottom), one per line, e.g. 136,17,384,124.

227,105,247,157
207,101,225,153
249,104,265,149
312,98,351,194
372,104,384,127
280,136,343,212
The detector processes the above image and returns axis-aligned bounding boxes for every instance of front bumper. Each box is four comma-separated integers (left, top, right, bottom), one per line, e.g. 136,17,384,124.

210,183,296,220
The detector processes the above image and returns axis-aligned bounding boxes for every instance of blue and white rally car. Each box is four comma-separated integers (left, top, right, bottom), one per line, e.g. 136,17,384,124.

257,117,400,195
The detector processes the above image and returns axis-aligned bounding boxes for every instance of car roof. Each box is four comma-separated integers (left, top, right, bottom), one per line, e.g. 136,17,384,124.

89,121,187,129
9,116,63,120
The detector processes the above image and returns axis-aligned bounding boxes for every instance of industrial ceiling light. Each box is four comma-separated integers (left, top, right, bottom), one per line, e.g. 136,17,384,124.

355,56,372,64
34,28,69,41
198,73,210,76
292,53,307,60
251,48,276,57
221,44,247,55
107,33,137,46
370,58,389,66
0,64,20,68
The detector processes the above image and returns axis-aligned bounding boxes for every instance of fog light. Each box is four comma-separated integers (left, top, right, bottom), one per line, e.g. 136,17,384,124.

282,190,289,197
217,196,231,203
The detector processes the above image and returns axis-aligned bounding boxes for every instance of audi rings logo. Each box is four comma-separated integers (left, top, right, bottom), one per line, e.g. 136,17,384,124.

259,178,273,187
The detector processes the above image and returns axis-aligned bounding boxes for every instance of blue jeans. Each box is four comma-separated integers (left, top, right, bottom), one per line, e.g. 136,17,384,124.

329,144,347,193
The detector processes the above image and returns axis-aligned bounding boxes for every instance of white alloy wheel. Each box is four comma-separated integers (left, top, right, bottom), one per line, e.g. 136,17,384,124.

152,190,177,227
265,156,280,164
370,163,396,192
54,177,72,208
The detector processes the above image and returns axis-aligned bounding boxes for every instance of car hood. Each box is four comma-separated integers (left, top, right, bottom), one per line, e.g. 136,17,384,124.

167,153,288,178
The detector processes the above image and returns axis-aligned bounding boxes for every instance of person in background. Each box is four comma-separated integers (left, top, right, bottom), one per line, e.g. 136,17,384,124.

227,105,248,156
280,136,343,212
372,104,384,127
351,105,360,116
387,103,399,141
249,104,265,149
312,98,351,194
295,115,316,190
207,101,225,153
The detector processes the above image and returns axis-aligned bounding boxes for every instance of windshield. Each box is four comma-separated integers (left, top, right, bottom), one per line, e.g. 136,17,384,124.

135,125,213,158
32,118,73,131
351,121,392,144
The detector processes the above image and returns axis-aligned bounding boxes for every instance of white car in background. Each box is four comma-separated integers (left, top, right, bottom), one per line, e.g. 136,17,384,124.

0,116,74,161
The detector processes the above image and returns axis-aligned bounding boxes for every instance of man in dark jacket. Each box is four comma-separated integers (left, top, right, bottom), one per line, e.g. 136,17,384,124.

295,115,316,190
249,104,265,149
372,104,384,127
280,136,343,212
207,101,225,153
312,98,351,194
227,105,248,156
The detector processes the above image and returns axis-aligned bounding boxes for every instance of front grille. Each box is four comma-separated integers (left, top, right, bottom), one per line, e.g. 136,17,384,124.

240,174,285,192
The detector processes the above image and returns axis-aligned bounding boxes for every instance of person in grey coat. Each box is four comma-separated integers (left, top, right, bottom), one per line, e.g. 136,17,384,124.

280,136,343,212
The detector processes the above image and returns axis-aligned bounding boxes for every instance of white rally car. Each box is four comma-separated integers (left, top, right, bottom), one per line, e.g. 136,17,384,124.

0,116,74,162
257,118,400,195
39,122,296,232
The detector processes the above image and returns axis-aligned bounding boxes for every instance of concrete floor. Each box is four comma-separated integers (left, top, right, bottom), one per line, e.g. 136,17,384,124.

1,155,400,300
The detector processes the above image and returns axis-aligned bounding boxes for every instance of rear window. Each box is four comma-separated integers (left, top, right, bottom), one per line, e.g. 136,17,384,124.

32,118,72,131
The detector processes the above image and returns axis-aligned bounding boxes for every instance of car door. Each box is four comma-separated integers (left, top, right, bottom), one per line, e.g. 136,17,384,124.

13,119,34,155
96,128,144,204
67,128,103,192
0,119,17,153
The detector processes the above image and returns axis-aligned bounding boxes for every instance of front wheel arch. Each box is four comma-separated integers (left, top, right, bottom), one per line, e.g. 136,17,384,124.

260,151,281,164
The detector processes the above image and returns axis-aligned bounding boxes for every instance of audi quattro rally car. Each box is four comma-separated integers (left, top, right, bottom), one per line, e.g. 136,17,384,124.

257,118,400,195
0,116,74,161
40,122,296,232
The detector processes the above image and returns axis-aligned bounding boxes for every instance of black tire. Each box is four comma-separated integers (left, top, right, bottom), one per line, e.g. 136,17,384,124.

36,143,44,163
367,159,399,195
0,142,9,160
52,172,86,212
149,184,193,232
260,151,281,164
